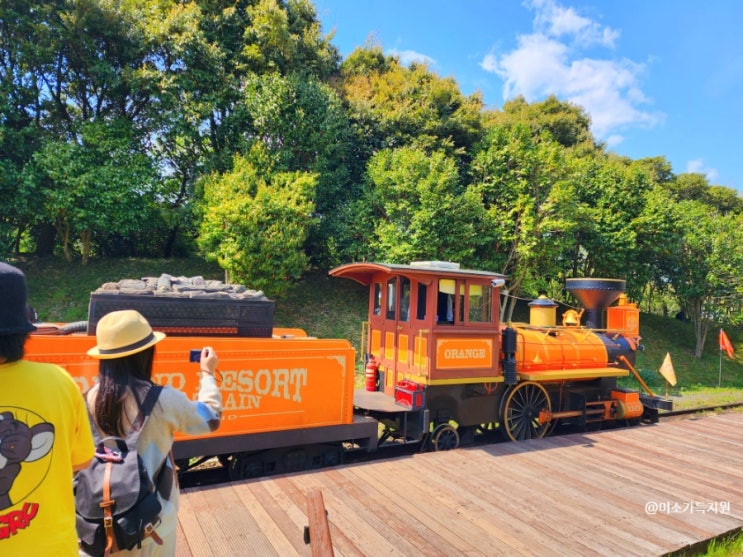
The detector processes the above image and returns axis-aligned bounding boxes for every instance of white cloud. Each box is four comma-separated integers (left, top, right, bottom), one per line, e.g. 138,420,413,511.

529,0,619,48
388,49,436,67
686,159,719,182
481,0,662,141
604,134,624,148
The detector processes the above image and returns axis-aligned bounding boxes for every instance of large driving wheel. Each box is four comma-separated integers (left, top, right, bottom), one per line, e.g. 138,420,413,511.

501,381,552,441
431,424,460,451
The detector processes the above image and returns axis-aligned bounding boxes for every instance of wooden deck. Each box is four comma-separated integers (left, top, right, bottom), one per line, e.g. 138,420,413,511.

175,412,743,556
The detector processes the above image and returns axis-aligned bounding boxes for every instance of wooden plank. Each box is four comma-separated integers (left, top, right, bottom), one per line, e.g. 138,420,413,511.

415,448,614,555
594,423,743,502
306,490,334,557
586,431,743,508
346,457,487,555
231,481,302,557
175,515,194,557
325,466,452,557
430,446,667,556
282,472,399,557
181,486,253,556
176,488,217,556
518,436,722,545
248,480,310,556
175,413,743,556
467,444,679,554
210,482,281,556
294,466,433,557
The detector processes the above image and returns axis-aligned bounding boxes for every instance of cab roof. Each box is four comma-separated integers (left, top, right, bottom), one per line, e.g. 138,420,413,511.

329,261,507,287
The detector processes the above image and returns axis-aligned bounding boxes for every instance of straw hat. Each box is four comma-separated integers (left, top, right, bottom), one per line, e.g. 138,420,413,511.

0,262,37,335
88,310,165,359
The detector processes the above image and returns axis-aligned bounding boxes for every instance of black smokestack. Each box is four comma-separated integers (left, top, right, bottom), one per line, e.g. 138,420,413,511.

565,278,625,329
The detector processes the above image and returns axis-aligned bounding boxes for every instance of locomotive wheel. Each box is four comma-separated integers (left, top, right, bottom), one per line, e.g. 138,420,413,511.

431,424,460,451
502,381,552,441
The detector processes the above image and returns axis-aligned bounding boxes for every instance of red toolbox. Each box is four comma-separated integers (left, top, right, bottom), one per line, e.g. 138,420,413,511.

395,380,426,410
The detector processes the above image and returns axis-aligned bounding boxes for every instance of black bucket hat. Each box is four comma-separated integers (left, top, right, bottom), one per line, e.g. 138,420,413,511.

0,262,37,335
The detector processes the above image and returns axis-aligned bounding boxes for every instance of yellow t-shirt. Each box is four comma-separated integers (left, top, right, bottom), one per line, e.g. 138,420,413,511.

1,359,94,556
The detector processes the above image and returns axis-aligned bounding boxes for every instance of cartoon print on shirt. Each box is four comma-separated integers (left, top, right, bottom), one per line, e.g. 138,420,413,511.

0,411,54,510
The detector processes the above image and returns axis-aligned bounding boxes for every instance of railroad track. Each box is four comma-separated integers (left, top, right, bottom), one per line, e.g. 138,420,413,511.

178,401,743,489
659,400,743,419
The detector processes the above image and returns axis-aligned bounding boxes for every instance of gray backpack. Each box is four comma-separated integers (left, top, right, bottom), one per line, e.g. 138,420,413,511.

74,385,164,556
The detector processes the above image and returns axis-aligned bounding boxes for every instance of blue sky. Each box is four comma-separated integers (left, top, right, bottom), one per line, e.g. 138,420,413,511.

314,0,743,192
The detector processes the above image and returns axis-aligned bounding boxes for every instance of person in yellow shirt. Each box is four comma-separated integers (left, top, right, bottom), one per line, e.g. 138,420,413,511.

0,262,94,556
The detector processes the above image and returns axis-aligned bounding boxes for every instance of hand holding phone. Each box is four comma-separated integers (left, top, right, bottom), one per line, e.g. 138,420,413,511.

199,346,219,376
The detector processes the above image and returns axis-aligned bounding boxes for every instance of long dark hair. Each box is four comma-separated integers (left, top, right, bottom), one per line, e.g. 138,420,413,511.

0,333,25,363
93,346,156,437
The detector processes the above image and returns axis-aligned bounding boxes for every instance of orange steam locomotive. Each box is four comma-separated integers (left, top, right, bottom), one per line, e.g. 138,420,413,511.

23,261,670,479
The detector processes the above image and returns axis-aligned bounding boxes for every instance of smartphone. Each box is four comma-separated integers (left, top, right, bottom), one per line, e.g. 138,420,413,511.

189,349,201,363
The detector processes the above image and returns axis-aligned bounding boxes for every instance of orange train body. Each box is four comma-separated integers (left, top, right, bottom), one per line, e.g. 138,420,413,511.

25,329,356,443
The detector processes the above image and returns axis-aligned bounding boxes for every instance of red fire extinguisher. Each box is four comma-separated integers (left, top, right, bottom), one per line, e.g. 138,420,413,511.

365,356,378,391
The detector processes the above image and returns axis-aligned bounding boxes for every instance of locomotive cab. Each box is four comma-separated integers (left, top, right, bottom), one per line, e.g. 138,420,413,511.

330,261,507,394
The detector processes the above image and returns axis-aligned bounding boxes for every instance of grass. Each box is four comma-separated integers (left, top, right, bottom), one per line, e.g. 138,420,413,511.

670,529,743,557
701,530,743,557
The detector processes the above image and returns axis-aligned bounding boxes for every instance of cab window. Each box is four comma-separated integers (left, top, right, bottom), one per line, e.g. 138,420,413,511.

373,282,382,316
437,279,455,324
400,277,411,322
386,278,396,320
468,283,491,323
416,283,427,320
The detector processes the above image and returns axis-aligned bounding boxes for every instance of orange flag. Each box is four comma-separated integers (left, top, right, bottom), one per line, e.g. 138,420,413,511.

719,329,734,359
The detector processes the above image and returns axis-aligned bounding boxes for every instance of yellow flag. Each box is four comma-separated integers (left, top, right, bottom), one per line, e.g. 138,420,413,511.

659,352,677,386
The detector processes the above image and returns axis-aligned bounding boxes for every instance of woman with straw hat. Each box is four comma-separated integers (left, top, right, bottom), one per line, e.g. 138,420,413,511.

81,310,222,556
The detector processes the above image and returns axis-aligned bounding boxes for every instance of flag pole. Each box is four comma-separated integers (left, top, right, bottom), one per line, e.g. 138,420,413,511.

718,343,722,387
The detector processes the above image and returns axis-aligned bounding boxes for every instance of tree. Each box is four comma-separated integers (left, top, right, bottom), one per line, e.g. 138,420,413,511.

469,121,578,317
483,95,595,150
340,46,483,159
0,0,343,261
237,72,356,266
660,200,743,357
31,120,158,263
565,154,655,282
360,146,487,264
197,150,316,297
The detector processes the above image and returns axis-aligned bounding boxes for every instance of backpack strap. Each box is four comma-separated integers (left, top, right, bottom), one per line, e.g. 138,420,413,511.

84,384,163,444
128,385,163,439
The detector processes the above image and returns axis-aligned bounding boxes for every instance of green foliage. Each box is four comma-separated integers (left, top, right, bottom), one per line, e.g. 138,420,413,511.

30,120,158,263
197,153,317,297
694,529,743,557
237,72,357,265
362,146,486,264
469,121,578,304
653,199,743,357
484,95,595,149
340,49,484,157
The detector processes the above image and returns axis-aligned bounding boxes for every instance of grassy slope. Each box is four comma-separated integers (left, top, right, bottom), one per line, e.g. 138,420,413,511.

10,256,742,407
